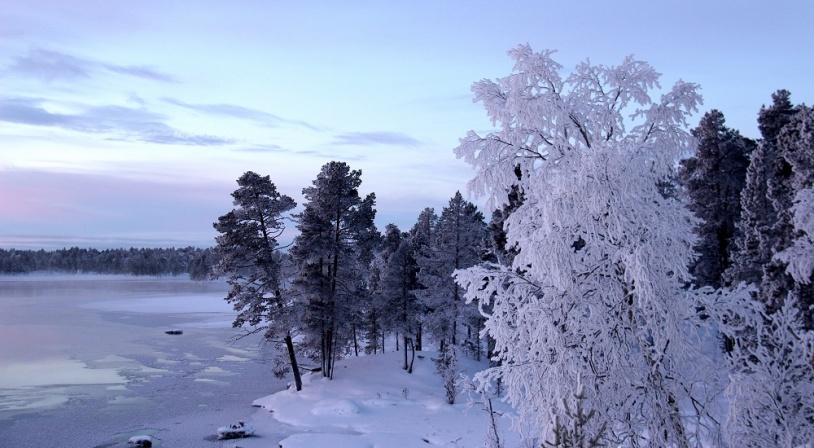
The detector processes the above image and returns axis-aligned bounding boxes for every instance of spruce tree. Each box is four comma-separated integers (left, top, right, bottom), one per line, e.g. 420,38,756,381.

679,110,753,287
727,90,799,296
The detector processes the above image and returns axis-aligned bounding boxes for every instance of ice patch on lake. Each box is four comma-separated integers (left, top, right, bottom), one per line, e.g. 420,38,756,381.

193,378,230,386
0,388,69,411
218,355,249,362
0,358,126,388
201,366,234,374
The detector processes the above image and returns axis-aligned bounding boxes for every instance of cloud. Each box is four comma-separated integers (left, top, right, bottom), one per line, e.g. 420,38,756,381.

163,98,318,130
232,144,286,153
332,131,420,147
0,96,233,146
8,48,175,82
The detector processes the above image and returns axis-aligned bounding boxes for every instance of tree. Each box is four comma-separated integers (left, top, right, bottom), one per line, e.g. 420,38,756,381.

380,232,422,372
725,142,777,287
290,161,377,379
454,46,720,446
212,171,302,391
487,165,524,268
364,223,403,355
415,191,486,351
727,92,812,326
408,207,438,351
716,293,814,447
679,110,753,288
774,105,814,328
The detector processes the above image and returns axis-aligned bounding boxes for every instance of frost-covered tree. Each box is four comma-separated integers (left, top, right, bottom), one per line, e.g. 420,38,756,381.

416,191,486,351
715,292,814,447
454,46,721,446
212,171,302,391
727,92,797,291
289,161,377,379
679,110,753,288
725,142,777,287
774,105,814,327
728,92,812,325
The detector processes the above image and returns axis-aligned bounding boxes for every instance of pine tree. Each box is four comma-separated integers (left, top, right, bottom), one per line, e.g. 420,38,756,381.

212,171,302,390
415,191,486,351
679,110,753,288
409,207,438,351
289,161,377,379
381,233,422,372
364,223,403,355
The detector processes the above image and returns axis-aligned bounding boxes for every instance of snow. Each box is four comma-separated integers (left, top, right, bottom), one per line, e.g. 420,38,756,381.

247,350,520,448
128,434,153,445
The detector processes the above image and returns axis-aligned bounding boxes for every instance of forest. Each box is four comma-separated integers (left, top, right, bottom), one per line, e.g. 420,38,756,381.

210,50,813,447
0,246,216,278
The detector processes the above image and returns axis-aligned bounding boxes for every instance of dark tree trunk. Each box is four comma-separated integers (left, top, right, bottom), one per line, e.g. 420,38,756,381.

285,332,302,391
403,335,409,370
353,322,359,356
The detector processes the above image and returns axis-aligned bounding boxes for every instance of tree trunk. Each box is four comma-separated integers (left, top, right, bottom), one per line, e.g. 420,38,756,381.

352,322,359,356
407,337,415,374
285,332,302,391
403,335,409,370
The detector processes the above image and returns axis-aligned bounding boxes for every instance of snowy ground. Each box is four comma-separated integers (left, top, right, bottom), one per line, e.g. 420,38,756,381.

235,350,521,448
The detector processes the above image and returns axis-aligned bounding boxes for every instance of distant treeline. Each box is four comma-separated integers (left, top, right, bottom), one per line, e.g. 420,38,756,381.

0,247,219,280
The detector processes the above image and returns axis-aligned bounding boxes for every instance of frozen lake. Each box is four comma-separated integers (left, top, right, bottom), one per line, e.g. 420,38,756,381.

0,275,288,447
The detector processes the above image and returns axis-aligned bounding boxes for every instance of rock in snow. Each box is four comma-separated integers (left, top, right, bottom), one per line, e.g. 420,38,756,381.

217,420,256,439
127,435,152,447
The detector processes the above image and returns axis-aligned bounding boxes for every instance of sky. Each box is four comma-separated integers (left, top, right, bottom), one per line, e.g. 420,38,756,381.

1,1,812,250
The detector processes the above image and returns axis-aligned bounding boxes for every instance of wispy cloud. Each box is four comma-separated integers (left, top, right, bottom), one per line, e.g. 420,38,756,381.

163,97,319,130
0,96,233,146
232,144,286,153
8,48,175,82
333,131,421,147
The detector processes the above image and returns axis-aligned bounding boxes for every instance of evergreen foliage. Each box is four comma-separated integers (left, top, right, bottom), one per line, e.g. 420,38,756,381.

212,171,302,390
289,161,377,379
679,110,753,287
415,191,487,351
0,246,212,277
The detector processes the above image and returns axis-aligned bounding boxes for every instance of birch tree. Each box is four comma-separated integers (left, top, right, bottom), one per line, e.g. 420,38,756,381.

453,46,722,446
